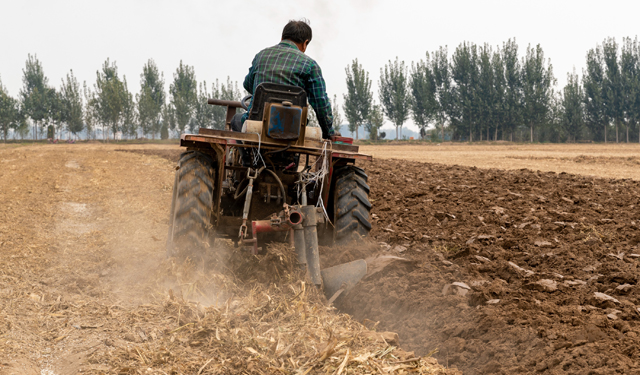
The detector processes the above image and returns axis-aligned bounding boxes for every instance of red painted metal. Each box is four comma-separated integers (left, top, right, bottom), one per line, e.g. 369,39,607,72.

329,135,354,145
249,220,294,254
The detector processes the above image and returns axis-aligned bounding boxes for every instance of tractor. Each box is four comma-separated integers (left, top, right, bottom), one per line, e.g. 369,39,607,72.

166,83,372,299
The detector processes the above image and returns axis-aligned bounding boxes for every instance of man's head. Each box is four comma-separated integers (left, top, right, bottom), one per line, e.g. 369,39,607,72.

281,19,312,53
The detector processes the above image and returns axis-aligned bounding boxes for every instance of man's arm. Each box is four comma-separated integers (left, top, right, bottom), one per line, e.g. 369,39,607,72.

243,58,256,94
306,62,333,139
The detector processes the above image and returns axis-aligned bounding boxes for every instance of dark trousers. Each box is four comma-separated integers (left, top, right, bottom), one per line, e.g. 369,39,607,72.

230,113,244,132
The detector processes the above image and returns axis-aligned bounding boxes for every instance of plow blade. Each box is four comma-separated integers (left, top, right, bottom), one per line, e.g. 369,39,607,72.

321,259,367,301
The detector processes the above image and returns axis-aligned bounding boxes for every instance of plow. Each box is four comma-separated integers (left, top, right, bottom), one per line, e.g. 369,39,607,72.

166,83,373,299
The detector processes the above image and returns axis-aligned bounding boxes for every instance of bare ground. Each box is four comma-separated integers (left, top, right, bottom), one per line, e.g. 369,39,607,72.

0,144,452,375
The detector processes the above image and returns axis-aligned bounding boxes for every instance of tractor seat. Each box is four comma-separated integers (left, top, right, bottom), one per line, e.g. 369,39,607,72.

248,83,307,121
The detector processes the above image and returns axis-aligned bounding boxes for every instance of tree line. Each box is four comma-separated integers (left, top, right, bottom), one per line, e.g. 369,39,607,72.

3,37,640,143
344,36,640,142
0,55,244,141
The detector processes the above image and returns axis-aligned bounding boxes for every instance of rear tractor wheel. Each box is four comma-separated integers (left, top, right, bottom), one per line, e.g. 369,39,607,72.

333,165,372,244
166,150,216,259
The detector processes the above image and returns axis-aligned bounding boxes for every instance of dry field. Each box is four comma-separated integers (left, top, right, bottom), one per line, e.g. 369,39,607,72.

0,143,452,375
359,143,640,180
2,141,640,375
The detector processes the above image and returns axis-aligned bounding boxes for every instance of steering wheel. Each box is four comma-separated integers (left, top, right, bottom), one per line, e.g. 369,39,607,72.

240,94,252,110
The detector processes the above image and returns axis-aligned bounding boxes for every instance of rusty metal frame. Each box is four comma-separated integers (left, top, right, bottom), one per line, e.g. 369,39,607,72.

182,99,372,247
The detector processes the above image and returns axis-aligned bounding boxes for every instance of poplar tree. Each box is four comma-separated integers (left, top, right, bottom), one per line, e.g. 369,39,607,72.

47,89,64,139
343,59,373,139
409,54,437,139
379,57,410,139
20,54,50,140
431,46,453,142
210,77,243,130
366,103,384,140
492,48,507,140
521,44,554,142
170,61,197,134
83,82,98,140
451,42,479,141
161,103,176,138
137,60,165,139
0,79,20,142
60,70,84,139
620,37,638,143
193,81,215,132
602,38,623,143
502,39,522,142
92,59,128,140
478,44,495,140
561,70,584,142
121,89,137,138
583,46,607,142
331,94,343,133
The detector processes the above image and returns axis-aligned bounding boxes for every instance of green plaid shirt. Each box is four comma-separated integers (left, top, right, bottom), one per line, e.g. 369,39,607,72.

243,40,333,137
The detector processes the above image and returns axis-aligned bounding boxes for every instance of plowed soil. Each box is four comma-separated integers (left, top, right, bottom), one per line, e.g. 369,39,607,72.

337,159,640,374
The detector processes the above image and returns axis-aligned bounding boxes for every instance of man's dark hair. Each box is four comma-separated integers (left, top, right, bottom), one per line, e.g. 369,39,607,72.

282,19,312,44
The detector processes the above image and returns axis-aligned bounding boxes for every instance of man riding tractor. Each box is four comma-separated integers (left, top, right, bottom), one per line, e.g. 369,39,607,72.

231,19,339,139
168,19,370,299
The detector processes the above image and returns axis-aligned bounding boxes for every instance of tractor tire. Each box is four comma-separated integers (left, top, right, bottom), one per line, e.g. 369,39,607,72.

166,150,216,259
333,165,372,244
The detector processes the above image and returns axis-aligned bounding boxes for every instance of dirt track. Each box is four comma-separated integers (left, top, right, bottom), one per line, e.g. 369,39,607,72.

0,144,453,375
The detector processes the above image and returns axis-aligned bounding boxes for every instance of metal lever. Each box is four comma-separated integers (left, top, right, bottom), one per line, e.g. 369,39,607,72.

239,168,260,239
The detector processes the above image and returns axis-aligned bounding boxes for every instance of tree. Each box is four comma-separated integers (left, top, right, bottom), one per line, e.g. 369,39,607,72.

331,94,343,133
409,54,437,139
192,81,215,132
477,44,495,140
451,42,480,141
366,103,384,140
14,117,29,140
60,70,84,139
210,77,243,130
602,38,624,143
583,46,607,142
20,54,50,140
343,59,373,139
92,59,128,140
83,82,98,140
431,46,453,142
492,48,507,140
561,70,585,142
170,61,197,134
121,88,137,138
620,37,638,143
47,88,64,139
502,39,522,142
137,59,165,139
161,103,176,138
379,57,410,140
521,44,554,142
0,78,20,142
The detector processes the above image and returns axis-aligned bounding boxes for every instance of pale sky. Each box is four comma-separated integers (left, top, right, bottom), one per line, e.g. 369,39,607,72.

1,0,639,132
